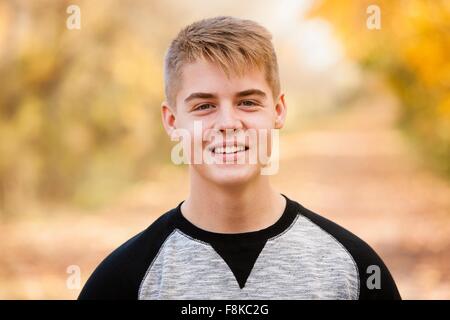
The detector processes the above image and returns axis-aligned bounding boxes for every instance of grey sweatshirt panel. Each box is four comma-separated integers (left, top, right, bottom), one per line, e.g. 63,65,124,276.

139,214,359,300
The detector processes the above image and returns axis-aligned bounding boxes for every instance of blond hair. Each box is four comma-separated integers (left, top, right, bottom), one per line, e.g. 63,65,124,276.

164,16,280,107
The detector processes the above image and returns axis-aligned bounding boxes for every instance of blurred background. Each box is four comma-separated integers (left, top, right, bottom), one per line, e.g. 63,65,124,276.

0,0,449,299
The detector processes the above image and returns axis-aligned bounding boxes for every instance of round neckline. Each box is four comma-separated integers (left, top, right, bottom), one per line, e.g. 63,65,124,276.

173,193,299,243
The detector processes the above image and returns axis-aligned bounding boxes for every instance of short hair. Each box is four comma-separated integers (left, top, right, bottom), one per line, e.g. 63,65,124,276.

164,16,281,107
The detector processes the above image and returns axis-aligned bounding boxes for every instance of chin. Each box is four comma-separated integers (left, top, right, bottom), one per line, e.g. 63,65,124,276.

194,163,261,187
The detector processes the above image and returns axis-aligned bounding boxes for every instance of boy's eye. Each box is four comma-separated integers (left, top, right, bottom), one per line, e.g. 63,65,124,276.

195,104,215,111
239,100,258,107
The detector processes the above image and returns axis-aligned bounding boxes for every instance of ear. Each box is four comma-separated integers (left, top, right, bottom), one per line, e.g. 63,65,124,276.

274,93,287,129
161,101,177,137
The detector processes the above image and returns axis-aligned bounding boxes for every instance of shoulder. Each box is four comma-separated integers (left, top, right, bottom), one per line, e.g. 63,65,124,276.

78,207,178,300
295,202,401,300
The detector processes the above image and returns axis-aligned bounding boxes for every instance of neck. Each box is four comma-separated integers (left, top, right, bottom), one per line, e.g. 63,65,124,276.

181,168,286,233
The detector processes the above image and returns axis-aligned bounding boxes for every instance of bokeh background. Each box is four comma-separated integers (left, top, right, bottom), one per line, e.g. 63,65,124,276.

0,0,449,299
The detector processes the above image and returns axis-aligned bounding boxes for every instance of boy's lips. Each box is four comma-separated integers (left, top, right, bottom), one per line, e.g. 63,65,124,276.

208,141,249,154
205,141,250,163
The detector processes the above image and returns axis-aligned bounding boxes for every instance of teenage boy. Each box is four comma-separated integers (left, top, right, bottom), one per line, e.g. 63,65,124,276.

79,16,401,300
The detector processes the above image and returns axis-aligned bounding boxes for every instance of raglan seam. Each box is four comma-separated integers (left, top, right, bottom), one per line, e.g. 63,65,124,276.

175,229,246,291
175,229,213,247
137,228,178,299
299,214,361,300
174,214,301,293
176,213,300,246
267,213,300,242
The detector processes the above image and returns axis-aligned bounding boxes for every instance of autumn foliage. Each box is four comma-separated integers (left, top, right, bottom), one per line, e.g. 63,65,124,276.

309,0,450,175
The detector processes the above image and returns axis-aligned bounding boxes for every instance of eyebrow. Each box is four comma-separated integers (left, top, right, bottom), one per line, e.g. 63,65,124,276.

184,89,267,104
235,89,267,99
184,92,217,103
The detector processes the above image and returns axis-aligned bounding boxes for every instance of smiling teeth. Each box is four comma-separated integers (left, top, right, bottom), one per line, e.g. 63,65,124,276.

214,145,246,154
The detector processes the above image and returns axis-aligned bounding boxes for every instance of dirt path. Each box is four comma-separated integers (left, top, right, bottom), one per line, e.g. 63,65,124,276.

1,84,449,299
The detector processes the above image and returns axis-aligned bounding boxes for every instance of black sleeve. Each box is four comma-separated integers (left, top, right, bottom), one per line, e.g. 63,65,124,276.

78,232,146,300
297,204,401,300
78,213,175,300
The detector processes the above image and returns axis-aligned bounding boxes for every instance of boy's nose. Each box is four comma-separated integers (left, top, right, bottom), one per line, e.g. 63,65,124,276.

214,105,243,132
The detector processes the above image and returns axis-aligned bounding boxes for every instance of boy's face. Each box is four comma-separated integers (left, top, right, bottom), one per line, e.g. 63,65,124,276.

162,58,286,187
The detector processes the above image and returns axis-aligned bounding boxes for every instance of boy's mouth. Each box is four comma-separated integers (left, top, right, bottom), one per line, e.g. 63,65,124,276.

211,145,249,154
207,142,250,162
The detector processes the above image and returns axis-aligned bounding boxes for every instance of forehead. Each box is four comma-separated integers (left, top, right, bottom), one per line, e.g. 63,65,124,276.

176,59,273,102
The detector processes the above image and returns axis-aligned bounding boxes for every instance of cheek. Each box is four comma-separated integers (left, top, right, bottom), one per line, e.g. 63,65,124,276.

173,117,206,163
242,108,277,129
244,116,277,157
255,129,274,156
